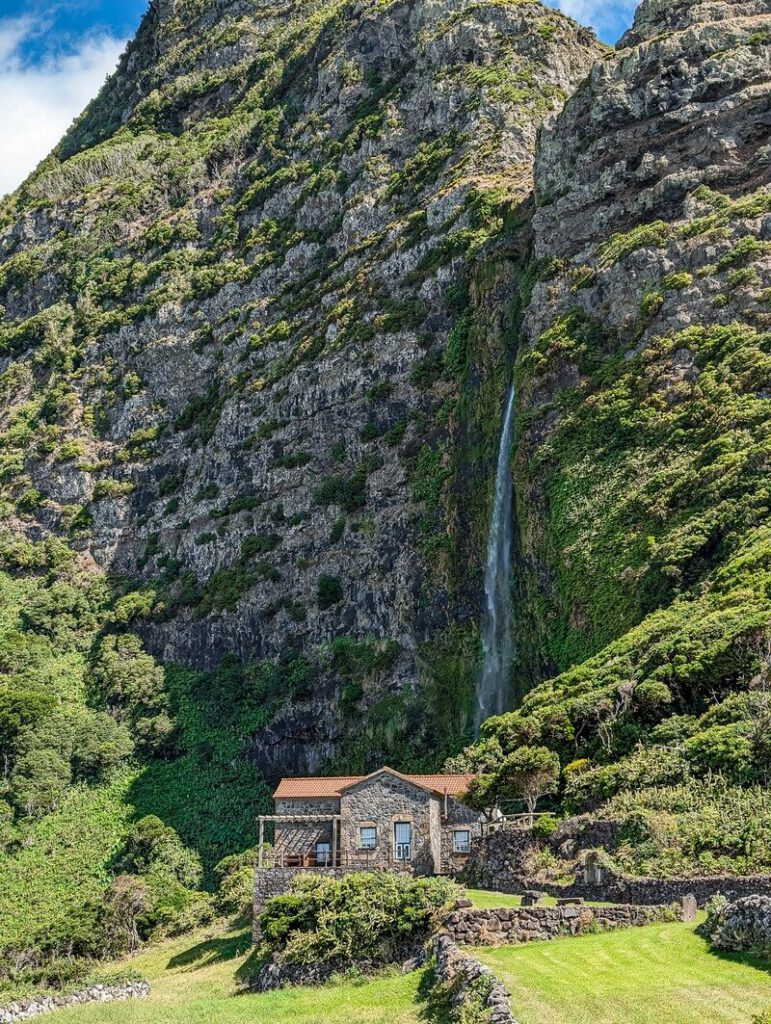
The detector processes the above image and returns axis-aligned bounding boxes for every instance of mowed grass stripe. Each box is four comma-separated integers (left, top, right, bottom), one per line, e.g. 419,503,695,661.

476,922,771,1024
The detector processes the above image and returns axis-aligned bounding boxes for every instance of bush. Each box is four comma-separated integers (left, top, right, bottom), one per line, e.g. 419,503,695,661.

118,815,203,889
531,813,558,839
317,574,343,610
259,872,459,966
214,847,259,919
701,895,771,958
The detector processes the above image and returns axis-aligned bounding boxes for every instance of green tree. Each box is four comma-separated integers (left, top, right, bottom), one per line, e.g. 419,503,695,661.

119,815,203,889
71,711,134,781
499,745,560,814
89,634,171,754
11,748,72,816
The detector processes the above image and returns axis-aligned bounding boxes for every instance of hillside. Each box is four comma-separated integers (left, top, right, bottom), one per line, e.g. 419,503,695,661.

463,0,771,877
0,0,603,977
3,0,771,997
0,0,600,777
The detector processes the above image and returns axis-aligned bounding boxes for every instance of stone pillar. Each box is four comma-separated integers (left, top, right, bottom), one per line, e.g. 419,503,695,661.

681,895,697,923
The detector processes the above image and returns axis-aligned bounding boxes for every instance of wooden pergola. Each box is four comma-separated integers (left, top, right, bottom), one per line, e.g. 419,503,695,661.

257,813,342,869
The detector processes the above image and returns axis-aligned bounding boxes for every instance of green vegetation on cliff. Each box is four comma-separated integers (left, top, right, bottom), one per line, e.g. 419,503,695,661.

0,0,603,988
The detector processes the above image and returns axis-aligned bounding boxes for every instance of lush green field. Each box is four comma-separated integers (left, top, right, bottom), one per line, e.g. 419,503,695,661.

477,922,771,1024
54,926,422,1024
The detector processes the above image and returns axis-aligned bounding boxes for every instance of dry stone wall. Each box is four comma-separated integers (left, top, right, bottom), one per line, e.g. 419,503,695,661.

0,982,150,1023
466,829,771,907
431,934,516,1024
443,902,685,947
471,872,771,909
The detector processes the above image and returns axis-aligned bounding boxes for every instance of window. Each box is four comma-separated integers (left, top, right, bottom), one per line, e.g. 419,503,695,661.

360,826,377,849
316,842,332,866
453,830,471,854
394,822,412,861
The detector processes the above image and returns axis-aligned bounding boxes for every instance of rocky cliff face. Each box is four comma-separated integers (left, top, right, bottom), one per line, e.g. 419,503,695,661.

0,0,601,771
513,0,771,717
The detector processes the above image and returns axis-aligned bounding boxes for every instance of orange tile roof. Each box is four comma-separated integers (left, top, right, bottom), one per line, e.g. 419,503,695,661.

273,776,363,799
273,768,475,800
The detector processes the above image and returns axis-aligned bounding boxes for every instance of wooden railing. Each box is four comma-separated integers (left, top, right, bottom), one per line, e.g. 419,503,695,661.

263,849,415,870
482,812,549,834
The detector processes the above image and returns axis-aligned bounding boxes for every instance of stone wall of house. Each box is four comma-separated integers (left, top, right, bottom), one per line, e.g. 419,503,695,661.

274,798,340,816
339,775,438,874
0,982,150,1023
252,867,358,940
441,797,486,876
442,902,689,947
430,934,516,1024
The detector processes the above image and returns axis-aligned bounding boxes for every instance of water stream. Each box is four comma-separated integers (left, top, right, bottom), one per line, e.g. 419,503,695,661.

475,383,516,734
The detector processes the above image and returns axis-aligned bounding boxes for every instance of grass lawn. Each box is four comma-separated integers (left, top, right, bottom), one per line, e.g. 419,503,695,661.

53,926,422,1024
464,889,604,909
476,921,771,1024
466,888,528,909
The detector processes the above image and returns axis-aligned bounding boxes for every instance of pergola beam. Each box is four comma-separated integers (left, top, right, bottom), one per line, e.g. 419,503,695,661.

257,814,341,821
257,814,343,869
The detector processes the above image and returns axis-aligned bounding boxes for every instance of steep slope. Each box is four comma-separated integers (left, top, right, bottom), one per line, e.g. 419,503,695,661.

0,0,600,776
0,0,604,967
470,0,771,864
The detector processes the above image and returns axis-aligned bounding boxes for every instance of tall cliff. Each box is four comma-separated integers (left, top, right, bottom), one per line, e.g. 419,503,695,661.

0,0,601,780
4,0,771,967
504,0,771,762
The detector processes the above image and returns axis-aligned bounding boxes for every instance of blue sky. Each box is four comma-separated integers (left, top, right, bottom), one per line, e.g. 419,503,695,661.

0,0,639,197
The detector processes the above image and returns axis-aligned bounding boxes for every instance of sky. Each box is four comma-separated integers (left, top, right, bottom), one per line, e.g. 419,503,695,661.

0,0,639,199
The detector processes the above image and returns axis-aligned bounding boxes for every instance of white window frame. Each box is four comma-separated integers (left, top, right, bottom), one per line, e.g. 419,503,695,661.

394,821,412,861
360,826,377,849
453,829,471,854
316,841,332,866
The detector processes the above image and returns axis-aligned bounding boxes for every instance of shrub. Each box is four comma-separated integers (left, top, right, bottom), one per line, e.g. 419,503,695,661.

317,574,344,610
531,813,558,839
259,873,459,966
118,815,203,890
214,848,259,919
313,463,371,511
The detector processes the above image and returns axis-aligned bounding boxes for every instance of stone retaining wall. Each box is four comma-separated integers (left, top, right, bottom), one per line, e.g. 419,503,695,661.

473,873,771,909
431,934,516,1024
443,902,688,947
466,832,771,908
0,982,150,1022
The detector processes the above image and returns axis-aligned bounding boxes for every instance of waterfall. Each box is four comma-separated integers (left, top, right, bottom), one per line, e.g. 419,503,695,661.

475,383,516,734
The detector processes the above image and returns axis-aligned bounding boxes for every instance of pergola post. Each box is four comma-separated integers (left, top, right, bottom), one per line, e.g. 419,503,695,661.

258,816,265,869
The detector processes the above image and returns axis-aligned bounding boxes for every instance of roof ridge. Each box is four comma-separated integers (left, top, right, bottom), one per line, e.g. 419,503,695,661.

272,768,475,800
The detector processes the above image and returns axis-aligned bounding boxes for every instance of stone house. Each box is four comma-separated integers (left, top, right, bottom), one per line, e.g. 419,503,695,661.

258,766,485,876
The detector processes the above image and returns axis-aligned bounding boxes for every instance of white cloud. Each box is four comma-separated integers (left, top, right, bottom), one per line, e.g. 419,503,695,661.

0,17,126,198
548,0,641,41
